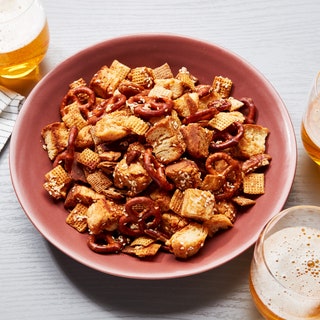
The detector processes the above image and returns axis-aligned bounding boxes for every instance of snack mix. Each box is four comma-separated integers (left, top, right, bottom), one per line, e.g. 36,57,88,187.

41,60,271,259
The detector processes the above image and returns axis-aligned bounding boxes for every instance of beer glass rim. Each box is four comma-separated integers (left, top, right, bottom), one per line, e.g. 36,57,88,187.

258,205,320,300
0,0,37,24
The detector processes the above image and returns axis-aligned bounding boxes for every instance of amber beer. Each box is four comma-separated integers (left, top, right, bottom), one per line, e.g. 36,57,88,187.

0,0,49,79
301,96,320,165
301,122,320,165
301,72,320,165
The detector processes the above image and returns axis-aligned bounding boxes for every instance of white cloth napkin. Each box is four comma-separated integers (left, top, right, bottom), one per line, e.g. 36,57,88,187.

0,85,25,152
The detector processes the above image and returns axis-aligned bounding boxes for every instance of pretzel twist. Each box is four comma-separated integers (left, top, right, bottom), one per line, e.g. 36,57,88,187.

143,148,174,191
240,97,256,124
118,197,162,237
60,86,96,117
210,121,244,151
183,99,230,124
205,152,242,201
87,232,125,253
53,126,78,173
129,95,173,118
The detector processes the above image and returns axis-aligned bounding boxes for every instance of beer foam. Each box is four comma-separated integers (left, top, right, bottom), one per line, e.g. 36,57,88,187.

0,0,45,53
251,226,320,318
264,226,320,297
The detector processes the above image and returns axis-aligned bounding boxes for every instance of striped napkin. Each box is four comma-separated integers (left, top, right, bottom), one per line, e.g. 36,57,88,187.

0,86,25,152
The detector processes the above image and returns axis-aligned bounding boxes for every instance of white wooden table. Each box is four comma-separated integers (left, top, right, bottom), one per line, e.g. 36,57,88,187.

1,0,320,319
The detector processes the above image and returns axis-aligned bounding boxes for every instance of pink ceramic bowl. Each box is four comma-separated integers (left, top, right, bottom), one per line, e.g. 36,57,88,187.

10,34,296,279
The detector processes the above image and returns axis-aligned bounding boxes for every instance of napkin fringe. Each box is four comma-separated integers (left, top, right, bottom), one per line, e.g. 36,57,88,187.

0,86,25,152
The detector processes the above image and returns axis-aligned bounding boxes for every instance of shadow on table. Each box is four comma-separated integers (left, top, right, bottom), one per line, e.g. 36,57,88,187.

48,243,255,317
288,151,320,207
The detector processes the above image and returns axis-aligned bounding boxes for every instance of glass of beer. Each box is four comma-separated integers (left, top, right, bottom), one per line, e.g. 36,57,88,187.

249,205,320,320
0,0,49,79
301,72,320,165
